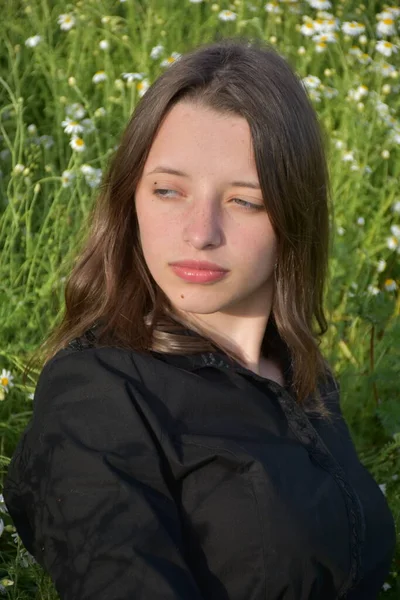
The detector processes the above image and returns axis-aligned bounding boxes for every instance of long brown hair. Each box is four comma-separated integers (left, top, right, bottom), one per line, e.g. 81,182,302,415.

24,36,337,419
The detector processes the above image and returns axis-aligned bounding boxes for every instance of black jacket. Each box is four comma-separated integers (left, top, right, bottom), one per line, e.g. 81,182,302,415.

3,328,396,600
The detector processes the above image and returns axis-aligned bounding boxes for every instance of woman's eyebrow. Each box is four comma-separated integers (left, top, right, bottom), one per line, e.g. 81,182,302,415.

146,166,261,189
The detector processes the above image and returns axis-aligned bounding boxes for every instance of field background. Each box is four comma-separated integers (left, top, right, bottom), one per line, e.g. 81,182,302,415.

0,0,399,597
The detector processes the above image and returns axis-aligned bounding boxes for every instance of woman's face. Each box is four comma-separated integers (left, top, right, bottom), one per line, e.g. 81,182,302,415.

134,101,278,323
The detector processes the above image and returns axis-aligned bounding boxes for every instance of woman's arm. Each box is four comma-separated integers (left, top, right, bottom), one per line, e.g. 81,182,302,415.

3,348,205,600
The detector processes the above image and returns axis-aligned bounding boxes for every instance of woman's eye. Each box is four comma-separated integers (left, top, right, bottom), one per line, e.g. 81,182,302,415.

153,189,263,211
232,198,264,211
153,188,177,199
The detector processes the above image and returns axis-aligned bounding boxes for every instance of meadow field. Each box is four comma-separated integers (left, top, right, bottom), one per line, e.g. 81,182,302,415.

0,0,399,597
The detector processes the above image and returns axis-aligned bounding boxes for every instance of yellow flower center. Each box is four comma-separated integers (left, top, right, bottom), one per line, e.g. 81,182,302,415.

75,138,84,146
1,377,9,386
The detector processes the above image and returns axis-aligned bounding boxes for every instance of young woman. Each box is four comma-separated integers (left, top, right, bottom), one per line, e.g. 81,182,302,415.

3,38,395,599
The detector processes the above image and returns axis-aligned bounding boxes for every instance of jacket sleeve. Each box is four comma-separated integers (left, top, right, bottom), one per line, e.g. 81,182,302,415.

3,348,205,600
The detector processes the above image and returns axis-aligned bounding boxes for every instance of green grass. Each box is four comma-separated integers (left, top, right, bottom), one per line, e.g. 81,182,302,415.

0,0,399,597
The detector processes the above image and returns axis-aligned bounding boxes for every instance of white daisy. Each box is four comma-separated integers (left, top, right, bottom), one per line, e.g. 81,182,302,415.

316,10,334,19
322,86,338,99
376,18,396,38
99,40,109,51
384,279,397,291
65,103,86,120
0,369,14,392
137,79,150,97
314,18,338,32
376,10,395,21
122,72,145,82
367,285,380,296
61,118,84,135
0,494,8,514
384,7,400,18
376,61,396,77
315,42,327,53
58,13,76,31
265,3,282,14
382,582,391,591
341,22,366,36
80,118,96,134
300,22,316,36
306,0,332,9
349,46,363,58
302,75,321,89
92,70,107,84
80,164,95,176
308,88,321,102
377,259,386,272
70,136,86,152
150,45,164,60
61,170,75,188
375,40,398,58
391,225,400,239
386,236,398,251
312,32,337,43
160,52,182,68
218,10,237,22
347,85,368,101
80,164,102,188
25,35,42,48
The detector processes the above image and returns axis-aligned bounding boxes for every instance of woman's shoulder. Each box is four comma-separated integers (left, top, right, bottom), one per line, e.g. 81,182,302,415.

28,336,167,455
33,334,162,424
44,331,154,385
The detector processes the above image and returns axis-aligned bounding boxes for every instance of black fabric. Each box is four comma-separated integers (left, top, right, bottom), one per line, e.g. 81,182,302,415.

3,328,396,600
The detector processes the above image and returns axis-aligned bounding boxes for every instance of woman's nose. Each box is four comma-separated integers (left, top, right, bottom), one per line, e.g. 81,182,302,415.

182,200,224,249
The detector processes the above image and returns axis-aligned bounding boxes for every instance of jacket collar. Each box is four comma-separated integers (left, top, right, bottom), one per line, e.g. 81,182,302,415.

150,326,293,391
76,321,293,391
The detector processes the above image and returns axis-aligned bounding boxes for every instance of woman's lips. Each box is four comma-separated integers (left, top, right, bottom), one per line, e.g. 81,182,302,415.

170,265,229,283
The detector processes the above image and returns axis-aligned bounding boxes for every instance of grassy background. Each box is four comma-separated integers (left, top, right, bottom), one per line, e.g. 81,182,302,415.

0,0,399,597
